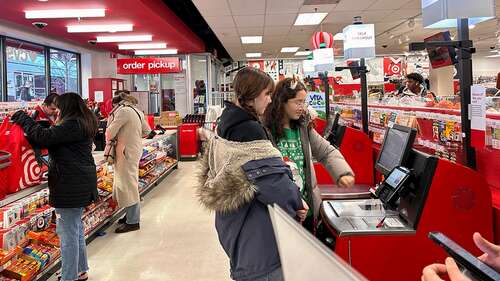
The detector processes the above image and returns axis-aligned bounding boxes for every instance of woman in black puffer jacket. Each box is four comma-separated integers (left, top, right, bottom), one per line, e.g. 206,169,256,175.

11,92,98,281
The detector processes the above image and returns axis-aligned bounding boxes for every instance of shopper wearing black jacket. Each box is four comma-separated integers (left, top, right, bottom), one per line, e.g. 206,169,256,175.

196,67,307,281
11,92,98,281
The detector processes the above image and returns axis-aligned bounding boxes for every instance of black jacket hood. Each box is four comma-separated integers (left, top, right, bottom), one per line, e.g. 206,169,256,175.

217,101,257,136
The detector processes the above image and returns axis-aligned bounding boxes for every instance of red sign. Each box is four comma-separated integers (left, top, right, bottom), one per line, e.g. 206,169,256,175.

117,57,181,74
384,57,403,77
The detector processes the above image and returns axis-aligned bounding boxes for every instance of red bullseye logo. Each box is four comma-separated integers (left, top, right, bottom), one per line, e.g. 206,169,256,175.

19,146,41,189
391,64,401,74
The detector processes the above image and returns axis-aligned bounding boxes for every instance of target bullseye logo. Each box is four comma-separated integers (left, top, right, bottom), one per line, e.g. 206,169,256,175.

19,146,42,189
391,64,401,74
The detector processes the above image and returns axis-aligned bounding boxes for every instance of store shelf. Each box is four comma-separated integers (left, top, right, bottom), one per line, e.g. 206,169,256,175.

33,258,61,281
139,162,178,196
0,183,48,208
82,193,113,219
139,157,157,169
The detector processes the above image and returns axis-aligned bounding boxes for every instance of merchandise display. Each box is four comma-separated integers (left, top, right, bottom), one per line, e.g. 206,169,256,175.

0,132,178,280
331,95,500,164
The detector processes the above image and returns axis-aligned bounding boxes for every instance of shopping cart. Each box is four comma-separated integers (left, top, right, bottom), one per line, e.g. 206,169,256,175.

0,150,11,170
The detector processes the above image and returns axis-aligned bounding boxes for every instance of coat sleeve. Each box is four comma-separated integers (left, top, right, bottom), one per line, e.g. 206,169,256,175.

308,127,354,182
105,109,127,141
16,113,82,148
242,158,303,217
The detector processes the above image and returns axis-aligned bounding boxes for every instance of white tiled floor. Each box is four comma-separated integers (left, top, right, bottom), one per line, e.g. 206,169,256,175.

49,161,231,281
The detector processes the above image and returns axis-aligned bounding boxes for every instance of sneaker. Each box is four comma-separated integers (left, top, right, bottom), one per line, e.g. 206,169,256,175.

115,223,140,234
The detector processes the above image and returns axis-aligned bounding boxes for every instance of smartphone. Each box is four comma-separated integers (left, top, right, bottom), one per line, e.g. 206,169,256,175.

428,232,499,281
40,155,50,166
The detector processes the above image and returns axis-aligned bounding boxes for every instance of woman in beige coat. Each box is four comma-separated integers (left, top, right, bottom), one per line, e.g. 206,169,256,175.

105,91,151,233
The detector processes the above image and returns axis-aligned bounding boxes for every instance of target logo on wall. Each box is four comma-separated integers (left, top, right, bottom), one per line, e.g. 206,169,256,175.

19,146,42,189
384,57,403,77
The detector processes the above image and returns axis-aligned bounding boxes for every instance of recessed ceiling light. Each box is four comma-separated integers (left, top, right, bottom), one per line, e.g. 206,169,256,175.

119,43,167,50
96,35,152,43
25,8,105,19
294,13,328,26
334,33,344,40
295,51,312,56
246,53,261,58
241,36,262,44
486,54,500,58
281,47,299,53
67,24,133,33
469,24,476,29
134,49,178,55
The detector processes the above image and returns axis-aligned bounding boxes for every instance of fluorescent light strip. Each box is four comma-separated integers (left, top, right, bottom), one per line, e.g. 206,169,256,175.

67,24,133,33
295,51,312,56
294,13,328,26
119,43,167,50
96,35,152,43
241,36,262,44
246,53,261,58
25,9,105,19
281,47,299,53
134,49,178,55
334,33,344,40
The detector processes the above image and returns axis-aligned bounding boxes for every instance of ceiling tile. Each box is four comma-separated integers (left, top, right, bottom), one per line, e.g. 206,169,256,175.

234,15,265,27
382,9,421,21
368,0,407,10
204,16,235,29
229,0,266,15
361,10,393,23
265,13,297,26
323,11,359,24
266,0,302,14
214,27,239,37
334,0,378,11
264,26,291,36
237,27,264,36
399,0,421,9
298,4,337,13
191,0,231,16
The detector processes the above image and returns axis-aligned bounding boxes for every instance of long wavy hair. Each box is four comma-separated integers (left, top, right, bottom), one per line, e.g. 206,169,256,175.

263,77,307,141
233,67,274,118
56,92,99,138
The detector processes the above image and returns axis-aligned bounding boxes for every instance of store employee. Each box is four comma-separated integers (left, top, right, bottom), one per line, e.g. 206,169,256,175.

400,73,435,99
31,93,59,126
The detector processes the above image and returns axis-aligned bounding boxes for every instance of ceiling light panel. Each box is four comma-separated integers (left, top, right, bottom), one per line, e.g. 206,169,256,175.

294,13,328,26
134,49,178,55
119,43,167,50
67,24,133,33
281,47,300,53
25,9,105,19
96,35,152,43
246,53,262,58
241,36,263,44
295,51,312,56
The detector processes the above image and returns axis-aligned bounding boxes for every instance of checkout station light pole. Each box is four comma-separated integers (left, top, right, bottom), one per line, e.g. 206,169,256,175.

339,17,375,135
414,0,496,169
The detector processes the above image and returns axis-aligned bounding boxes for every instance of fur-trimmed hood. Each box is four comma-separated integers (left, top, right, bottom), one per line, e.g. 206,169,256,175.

196,136,282,213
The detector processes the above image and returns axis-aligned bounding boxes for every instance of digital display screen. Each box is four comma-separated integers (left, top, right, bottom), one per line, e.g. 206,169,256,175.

378,129,408,172
385,168,408,189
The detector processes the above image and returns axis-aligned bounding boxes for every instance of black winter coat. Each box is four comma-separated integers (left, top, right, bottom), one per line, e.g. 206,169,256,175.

213,102,302,281
14,112,98,208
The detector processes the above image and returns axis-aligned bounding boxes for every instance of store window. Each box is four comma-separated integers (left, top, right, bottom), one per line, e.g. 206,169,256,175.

190,55,208,114
6,39,46,102
50,49,79,95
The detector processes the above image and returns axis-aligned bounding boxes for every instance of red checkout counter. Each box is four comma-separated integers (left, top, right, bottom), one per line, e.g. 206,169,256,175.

318,124,494,281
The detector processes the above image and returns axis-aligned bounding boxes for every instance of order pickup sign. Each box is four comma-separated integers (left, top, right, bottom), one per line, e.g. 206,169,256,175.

117,57,181,74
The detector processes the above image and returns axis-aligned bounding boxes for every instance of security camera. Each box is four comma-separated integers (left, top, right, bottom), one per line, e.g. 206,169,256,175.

382,44,388,48
490,46,496,50
88,40,97,45
32,22,48,29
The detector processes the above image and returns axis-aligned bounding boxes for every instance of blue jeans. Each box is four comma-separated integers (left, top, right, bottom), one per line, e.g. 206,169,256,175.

125,203,140,224
55,208,89,281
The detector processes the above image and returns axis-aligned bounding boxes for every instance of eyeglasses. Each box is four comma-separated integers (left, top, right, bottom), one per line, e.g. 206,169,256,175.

290,100,307,107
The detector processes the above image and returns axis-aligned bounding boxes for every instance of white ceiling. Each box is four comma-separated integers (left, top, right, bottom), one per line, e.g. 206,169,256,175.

192,0,500,60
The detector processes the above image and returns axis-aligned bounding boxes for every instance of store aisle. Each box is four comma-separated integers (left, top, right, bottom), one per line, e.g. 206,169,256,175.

49,161,231,281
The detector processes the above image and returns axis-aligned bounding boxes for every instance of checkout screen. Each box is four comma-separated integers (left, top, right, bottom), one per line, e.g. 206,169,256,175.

378,129,407,172
385,168,407,189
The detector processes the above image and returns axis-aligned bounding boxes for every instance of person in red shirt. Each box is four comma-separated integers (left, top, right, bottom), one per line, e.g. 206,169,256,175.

31,93,59,127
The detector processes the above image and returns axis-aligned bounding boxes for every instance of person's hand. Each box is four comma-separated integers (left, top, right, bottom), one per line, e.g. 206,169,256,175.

296,199,309,223
421,257,471,281
474,232,500,272
338,175,355,188
10,110,28,125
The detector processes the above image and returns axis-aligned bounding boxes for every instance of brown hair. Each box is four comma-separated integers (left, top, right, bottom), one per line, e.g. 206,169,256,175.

264,77,307,140
112,90,138,106
233,67,274,117
55,92,98,138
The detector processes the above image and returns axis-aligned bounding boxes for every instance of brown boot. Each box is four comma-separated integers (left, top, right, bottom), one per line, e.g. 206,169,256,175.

115,223,140,233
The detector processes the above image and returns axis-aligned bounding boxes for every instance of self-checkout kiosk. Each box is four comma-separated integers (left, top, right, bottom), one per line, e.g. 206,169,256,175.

315,114,374,200
320,124,494,281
